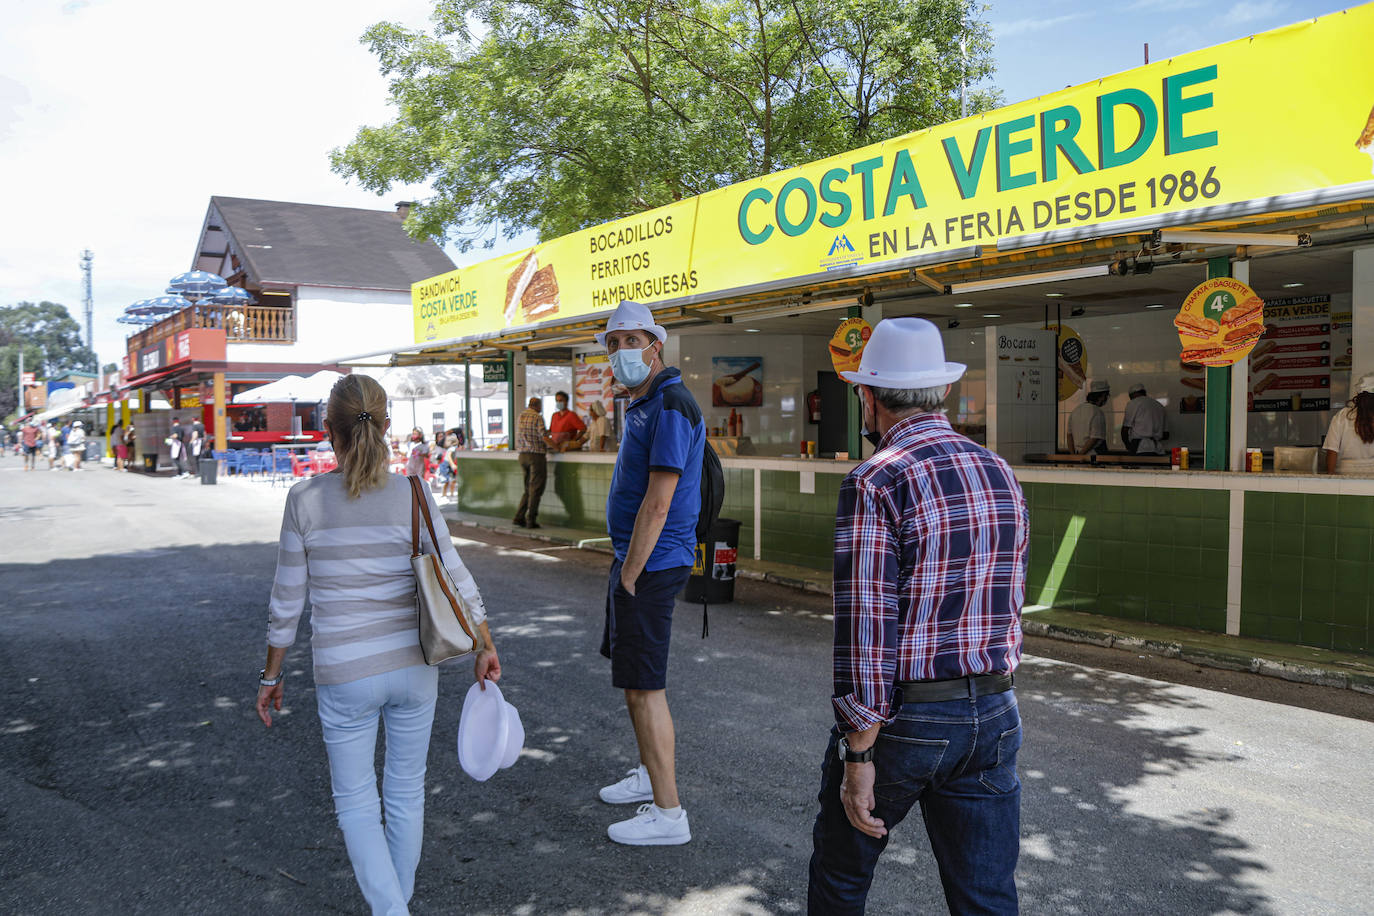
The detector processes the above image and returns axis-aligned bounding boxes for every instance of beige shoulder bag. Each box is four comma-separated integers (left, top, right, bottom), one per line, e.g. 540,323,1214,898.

408,475,483,664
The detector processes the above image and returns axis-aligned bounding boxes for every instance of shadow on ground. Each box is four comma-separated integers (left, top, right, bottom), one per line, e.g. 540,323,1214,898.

0,539,1277,914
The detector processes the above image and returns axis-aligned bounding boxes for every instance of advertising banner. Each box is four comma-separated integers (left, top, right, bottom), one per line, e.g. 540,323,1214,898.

1249,295,1333,412
1174,277,1265,367
414,7,1374,346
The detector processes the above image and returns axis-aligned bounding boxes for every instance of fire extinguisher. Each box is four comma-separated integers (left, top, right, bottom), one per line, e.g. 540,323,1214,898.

806,390,821,424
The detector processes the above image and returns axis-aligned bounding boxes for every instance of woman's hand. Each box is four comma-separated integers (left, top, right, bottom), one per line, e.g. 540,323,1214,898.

256,682,284,727
474,648,501,689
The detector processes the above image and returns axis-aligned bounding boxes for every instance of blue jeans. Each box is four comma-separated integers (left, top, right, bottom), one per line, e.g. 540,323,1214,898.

316,665,439,916
808,689,1022,915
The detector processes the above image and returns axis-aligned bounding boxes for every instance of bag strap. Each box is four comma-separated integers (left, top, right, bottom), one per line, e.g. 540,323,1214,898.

408,475,446,560
408,475,422,558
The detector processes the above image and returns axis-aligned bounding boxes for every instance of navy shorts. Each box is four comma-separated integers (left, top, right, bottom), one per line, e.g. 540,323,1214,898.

600,556,691,690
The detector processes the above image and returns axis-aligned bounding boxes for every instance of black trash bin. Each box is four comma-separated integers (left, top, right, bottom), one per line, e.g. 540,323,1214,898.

199,456,218,485
142,454,157,473
683,518,741,605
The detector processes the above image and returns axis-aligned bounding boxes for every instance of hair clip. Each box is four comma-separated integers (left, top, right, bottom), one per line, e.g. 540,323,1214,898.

356,411,372,422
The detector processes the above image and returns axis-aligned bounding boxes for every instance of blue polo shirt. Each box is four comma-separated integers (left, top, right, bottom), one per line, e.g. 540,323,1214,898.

607,368,705,570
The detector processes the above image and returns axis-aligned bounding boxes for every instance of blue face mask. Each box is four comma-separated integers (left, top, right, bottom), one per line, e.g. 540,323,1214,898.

610,346,652,388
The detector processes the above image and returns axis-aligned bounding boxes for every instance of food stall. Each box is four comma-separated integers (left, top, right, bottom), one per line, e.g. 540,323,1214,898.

343,7,1374,655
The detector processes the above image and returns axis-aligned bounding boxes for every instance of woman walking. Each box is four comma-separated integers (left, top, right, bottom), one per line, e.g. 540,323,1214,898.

255,374,501,915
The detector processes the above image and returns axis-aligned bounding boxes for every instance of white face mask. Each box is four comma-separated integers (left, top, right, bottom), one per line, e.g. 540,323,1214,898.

609,346,652,388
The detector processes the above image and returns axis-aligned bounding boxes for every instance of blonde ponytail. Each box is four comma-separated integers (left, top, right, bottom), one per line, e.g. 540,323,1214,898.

326,374,390,498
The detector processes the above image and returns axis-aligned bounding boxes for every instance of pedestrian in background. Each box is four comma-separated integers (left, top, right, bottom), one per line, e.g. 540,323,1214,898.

594,301,704,846
22,421,40,471
66,420,86,471
404,427,427,478
45,421,61,470
512,397,552,529
123,423,137,472
439,432,460,503
112,420,127,470
189,416,206,475
255,373,501,916
809,318,1029,915
169,417,188,478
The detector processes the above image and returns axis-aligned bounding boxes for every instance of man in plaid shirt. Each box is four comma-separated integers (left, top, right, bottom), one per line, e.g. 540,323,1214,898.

809,318,1029,916
513,397,553,528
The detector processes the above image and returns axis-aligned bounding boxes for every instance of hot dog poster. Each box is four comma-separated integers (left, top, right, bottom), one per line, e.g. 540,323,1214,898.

573,352,615,418
1248,295,1333,412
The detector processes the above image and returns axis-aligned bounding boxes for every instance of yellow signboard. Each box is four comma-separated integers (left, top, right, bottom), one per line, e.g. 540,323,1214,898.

416,7,1374,345
828,318,872,374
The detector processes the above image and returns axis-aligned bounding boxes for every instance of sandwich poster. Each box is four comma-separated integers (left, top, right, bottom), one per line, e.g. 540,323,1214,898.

1173,277,1264,367
1248,296,1332,412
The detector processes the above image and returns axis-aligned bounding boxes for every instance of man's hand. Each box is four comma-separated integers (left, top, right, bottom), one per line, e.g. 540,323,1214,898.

840,761,887,838
619,565,640,596
256,682,283,728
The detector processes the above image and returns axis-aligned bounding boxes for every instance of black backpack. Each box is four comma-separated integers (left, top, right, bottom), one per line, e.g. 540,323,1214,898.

694,440,725,637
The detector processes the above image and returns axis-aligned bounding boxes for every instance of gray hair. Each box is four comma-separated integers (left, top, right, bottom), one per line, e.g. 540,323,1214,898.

869,385,947,414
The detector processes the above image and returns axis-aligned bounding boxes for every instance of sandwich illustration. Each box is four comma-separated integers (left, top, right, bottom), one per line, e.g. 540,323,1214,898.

505,252,538,325
1174,312,1219,340
1222,324,1265,348
521,265,560,321
1359,103,1374,176
1220,298,1264,329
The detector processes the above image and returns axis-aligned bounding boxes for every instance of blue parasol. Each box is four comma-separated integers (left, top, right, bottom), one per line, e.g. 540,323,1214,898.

207,285,257,307
167,270,227,299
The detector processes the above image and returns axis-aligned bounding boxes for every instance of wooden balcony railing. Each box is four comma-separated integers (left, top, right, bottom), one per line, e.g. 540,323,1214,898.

126,303,296,357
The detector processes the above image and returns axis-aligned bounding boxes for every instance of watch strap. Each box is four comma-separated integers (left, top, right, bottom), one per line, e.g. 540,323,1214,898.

259,669,284,687
839,738,874,764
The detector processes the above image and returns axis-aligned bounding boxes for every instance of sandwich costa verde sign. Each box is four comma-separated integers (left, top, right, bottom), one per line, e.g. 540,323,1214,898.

412,6,1374,346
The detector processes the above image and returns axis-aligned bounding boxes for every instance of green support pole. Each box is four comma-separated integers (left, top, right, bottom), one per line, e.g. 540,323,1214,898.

1204,256,1231,470
505,351,516,444
463,357,472,444
847,305,862,458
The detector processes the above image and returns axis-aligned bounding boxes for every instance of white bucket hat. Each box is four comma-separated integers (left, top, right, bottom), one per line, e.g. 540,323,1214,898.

1357,372,1374,394
73,420,84,428
457,680,524,782
839,317,965,388
594,300,667,347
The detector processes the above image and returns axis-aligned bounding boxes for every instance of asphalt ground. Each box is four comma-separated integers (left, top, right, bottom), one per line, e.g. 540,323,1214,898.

2,462,1372,914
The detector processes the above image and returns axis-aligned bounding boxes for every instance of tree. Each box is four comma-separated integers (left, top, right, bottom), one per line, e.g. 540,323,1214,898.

332,0,997,248
0,302,98,419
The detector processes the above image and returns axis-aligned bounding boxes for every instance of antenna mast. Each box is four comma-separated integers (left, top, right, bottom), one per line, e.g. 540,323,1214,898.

80,249,94,359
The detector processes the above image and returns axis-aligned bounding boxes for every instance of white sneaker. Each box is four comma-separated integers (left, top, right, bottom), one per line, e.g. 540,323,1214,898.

608,803,690,846
599,765,654,804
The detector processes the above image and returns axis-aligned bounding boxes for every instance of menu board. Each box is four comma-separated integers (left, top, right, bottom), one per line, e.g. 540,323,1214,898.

1248,295,1332,412
573,352,615,419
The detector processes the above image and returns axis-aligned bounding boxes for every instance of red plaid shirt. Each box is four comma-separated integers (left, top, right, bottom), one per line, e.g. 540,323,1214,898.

831,412,1028,732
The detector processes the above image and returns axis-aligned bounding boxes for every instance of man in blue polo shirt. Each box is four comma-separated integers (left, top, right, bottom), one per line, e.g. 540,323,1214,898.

594,300,704,846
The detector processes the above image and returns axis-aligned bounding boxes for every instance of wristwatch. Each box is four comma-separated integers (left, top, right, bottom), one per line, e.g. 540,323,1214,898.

838,737,874,764
259,669,284,687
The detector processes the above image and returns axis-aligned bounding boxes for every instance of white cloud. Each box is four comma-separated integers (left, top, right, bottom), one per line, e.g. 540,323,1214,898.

992,12,1092,39
0,0,450,362
1218,0,1289,27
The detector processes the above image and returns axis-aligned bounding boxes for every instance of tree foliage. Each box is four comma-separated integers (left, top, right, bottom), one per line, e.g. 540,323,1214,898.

0,301,97,419
332,0,998,248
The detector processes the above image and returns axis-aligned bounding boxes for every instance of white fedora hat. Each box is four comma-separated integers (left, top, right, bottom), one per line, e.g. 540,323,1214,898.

839,317,965,388
457,680,524,781
594,300,667,347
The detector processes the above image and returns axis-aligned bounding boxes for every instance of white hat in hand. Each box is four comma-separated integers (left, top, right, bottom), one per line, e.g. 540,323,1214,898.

594,300,667,347
458,680,524,781
839,317,965,388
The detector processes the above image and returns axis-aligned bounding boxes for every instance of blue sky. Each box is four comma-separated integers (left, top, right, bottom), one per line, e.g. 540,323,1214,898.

0,0,1360,364
985,0,1353,104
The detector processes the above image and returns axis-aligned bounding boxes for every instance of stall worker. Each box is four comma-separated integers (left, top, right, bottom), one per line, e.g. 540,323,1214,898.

1121,383,1168,455
549,390,588,451
1067,380,1110,455
1323,372,1374,475
587,400,612,451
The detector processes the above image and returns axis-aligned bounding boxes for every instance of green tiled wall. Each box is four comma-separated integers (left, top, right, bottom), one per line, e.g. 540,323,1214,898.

1023,482,1230,632
1241,492,1373,654
457,458,614,529
759,470,841,570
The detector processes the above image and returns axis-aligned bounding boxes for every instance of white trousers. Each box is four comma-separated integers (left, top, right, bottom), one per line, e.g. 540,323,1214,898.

316,664,439,916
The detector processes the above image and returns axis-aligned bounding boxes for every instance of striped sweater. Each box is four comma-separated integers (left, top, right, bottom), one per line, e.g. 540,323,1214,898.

266,472,487,685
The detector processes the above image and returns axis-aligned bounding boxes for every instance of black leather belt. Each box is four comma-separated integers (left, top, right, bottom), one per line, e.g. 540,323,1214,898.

894,673,1014,704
